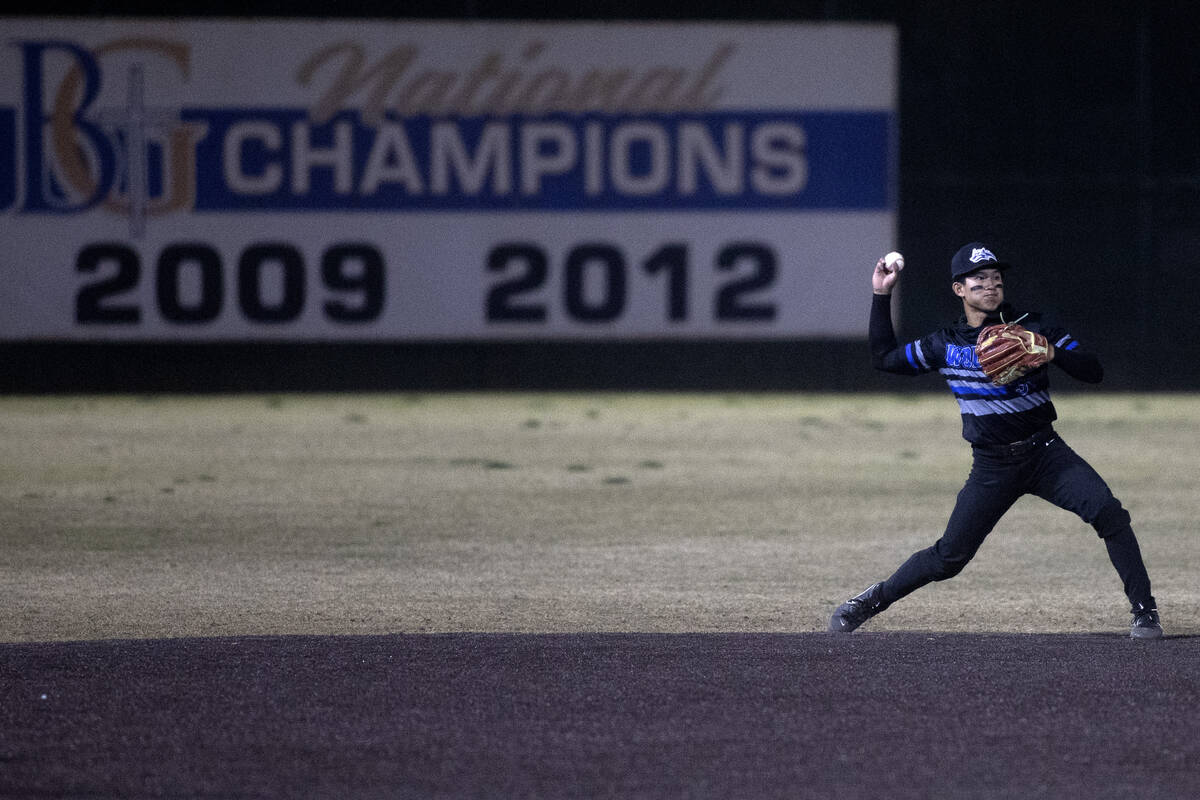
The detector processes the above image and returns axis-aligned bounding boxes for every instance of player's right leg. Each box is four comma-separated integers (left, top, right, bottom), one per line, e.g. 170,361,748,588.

828,582,889,633
885,455,1020,595
829,452,1019,633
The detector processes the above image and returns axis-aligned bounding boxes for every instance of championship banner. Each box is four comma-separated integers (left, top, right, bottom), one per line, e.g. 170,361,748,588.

0,20,896,341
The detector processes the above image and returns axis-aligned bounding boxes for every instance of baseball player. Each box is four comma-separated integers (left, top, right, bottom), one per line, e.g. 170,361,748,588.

829,242,1162,639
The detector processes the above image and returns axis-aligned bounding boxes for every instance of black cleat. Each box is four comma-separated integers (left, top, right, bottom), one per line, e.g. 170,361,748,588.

829,582,890,633
1130,603,1163,640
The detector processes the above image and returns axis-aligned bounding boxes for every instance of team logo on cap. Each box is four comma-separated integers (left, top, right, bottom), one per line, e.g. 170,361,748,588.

969,247,998,264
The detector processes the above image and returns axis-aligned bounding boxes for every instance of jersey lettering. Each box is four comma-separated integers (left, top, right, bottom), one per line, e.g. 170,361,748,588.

945,343,980,369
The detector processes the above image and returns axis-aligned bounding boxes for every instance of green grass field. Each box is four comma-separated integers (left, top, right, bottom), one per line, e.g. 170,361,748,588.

2,393,1196,642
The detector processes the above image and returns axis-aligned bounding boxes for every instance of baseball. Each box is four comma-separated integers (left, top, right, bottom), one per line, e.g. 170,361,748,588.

884,251,905,271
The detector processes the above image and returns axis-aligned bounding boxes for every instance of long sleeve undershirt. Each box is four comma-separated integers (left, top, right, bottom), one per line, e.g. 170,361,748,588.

869,292,1103,383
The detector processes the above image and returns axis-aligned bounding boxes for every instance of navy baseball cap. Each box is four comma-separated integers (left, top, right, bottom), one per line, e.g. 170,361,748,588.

951,242,1011,280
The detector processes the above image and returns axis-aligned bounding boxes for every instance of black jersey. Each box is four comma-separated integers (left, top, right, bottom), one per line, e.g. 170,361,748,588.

870,295,1102,446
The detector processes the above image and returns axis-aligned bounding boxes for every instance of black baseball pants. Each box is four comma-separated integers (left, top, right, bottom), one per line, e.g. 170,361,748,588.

878,430,1155,612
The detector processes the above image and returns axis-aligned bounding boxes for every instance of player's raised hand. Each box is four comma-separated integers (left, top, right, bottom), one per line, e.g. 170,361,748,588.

873,251,904,295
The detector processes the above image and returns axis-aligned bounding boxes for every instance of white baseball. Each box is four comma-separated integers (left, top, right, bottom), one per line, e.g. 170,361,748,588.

884,251,904,271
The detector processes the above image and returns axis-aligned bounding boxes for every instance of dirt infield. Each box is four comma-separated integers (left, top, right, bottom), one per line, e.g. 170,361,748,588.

2,632,1197,799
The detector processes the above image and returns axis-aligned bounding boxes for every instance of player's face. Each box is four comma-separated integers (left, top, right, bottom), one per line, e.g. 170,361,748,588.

953,268,1004,314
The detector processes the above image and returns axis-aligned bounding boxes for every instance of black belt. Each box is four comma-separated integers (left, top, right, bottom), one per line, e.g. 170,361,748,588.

972,427,1057,457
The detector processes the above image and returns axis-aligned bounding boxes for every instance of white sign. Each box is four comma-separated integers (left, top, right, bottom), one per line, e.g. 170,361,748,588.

0,20,896,340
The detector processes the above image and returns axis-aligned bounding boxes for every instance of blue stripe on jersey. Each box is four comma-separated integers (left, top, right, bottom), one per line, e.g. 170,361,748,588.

1055,334,1080,352
906,340,930,370
947,380,1007,397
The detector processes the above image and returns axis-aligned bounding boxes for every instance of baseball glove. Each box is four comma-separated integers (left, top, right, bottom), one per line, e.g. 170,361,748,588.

976,323,1050,385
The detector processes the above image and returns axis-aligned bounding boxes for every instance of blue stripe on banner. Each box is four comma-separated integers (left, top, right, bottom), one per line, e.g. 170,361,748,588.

189,108,892,212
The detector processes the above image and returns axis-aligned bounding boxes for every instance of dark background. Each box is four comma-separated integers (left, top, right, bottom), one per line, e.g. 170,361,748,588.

4,0,1198,392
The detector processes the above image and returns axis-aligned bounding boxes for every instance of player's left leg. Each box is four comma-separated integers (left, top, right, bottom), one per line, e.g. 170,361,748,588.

1030,436,1161,638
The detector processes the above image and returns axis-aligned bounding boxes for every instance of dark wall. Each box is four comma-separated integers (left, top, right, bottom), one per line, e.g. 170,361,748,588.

896,1,1200,389
4,0,1199,391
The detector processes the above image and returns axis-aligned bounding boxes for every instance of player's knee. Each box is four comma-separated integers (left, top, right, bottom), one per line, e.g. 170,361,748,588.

935,559,968,581
928,550,970,581
1093,497,1132,539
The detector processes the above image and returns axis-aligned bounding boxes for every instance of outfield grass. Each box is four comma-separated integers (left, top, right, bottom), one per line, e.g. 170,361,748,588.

2,393,1196,642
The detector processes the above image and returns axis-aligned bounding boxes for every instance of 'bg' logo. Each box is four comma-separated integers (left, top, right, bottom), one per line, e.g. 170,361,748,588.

19,39,206,236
